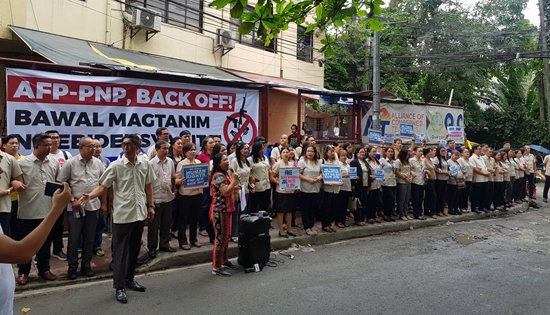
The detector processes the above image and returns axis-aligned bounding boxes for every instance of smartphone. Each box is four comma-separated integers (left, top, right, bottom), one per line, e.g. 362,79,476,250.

45,181,64,196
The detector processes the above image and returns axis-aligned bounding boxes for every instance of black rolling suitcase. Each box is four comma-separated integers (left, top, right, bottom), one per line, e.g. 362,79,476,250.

238,212,271,270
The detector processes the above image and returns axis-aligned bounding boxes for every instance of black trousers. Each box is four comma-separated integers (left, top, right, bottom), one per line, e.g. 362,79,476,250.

366,189,381,220
51,209,65,253
471,182,487,212
526,173,535,198
147,201,173,251
483,181,494,210
354,187,368,223
382,186,396,217
15,219,52,275
493,181,506,207
336,190,351,224
321,191,339,227
447,184,459,214
513,177,525,201
248,190,270,213
434,180,448,214
458,181,472,210
544,175,550,199
177,194,201,245
68,210,99,272
112,220,144,290
0,212,10,237
411,183,424,217
424,180,437,216
9,200,18,236
300,192,320,230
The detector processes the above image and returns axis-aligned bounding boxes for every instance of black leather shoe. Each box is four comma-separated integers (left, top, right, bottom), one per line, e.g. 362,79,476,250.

67,271,77,280
126,279,146,292
115,289,128,304
81,268,95,277
212,268,231,276
159,247,176,253
223,261,237,269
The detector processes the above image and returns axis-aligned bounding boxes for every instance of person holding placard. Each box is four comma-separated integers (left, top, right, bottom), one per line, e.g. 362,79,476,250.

271,147,297,237
423,148,438,218
298,144,322,236
380,147,397,221
321,145,341,232
229,142,255,238
337,150,352,227
350,147,369,226
409,147,426,220
248,142,271,214
395,149,413,221
457,149,473,213
175,143,203,250
433,147,450,216
447,151,463,215
366,147,382,224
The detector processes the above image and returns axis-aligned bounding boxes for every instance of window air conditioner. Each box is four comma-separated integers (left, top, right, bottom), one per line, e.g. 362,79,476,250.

217,29,237,49
132,7,161,32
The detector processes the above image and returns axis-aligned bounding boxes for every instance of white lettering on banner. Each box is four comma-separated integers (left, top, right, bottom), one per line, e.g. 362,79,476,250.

6,68,260,157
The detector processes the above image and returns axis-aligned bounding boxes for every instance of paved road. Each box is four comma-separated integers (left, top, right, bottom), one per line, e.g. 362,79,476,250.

14,203,550,315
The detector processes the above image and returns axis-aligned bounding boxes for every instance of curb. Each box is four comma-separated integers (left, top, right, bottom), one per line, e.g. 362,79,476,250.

16,202,531,292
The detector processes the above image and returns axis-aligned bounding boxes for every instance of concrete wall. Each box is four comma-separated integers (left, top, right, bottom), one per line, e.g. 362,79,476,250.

0,0,324,86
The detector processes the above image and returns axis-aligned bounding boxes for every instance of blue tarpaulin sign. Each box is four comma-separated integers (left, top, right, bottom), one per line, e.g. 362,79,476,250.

375,169,385,181
349,167,357,179
279,167,300,191
321,165,343,185
368,129,382,145
182,163,209,189
400,123,414,138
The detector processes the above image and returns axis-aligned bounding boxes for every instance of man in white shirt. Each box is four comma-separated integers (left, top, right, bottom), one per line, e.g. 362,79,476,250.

270,134,289,165
15,133,60,285
80,134,155,304
523,145,537,199
0,144,24,237
57,137,106,280
146,141,176,258
46,130,72,261
469,144,490,214
147,128,171,160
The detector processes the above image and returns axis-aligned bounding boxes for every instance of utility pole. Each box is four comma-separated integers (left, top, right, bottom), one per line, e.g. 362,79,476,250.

538,0,550,129
372,31,381,130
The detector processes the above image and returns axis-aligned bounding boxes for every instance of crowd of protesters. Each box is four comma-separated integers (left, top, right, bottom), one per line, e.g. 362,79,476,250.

0,125,548,305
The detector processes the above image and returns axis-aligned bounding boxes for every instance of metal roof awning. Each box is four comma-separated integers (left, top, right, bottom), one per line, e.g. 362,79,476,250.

8,26,256,86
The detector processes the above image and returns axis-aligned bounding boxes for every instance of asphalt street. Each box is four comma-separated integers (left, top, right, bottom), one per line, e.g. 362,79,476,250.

14,203,550,315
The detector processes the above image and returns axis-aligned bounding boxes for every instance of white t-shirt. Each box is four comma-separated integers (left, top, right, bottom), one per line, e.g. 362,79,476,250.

523,153,535,174
48,150,73,167
0,226,15,315
543,155,550,176
470,154,489,183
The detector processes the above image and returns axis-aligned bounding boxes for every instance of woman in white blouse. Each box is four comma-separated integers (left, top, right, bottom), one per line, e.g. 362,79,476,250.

433,146,450,216
457,149,473,213
248,142,271,213
380,147,397,221
337,150,352,227
298,144,322,236
270,147,296,237
321,145,341,232
366,146,382,224
229,142,252,240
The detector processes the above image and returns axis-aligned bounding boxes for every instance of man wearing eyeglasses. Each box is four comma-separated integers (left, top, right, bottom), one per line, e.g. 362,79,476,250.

57,137,106,280
15,133,60,285
147,128,171,160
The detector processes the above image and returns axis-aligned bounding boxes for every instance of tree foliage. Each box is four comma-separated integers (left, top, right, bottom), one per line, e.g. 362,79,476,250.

324,0,549,148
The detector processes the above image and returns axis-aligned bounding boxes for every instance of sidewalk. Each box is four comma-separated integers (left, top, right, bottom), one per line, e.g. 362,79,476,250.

14,200,534,292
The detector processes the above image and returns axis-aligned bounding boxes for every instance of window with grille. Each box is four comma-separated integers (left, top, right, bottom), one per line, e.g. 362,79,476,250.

127,0,203,33
297,25,313,63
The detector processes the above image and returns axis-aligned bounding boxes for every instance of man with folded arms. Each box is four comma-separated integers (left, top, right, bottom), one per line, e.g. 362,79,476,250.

14,133,60,285
57,137,106,280
79,134,155,304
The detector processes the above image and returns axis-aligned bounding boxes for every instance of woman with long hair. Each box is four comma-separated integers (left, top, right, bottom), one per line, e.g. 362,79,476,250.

321,145,341,232
198,136,215,241
350,147,369,225
457,149,473,213
433,146,450,216
506,149,517,206
380,147,397,221
298,145,322,236
366,146,382,224
248,142,271,213
447,150,463,215
395,149,413,221
209,153,241,276
168,137,184,239
423,147,437,218
337,149,352,227
493,151,508,211
270,147,296,237
409,147,426,220
175,142,203,250
229,142,252,241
